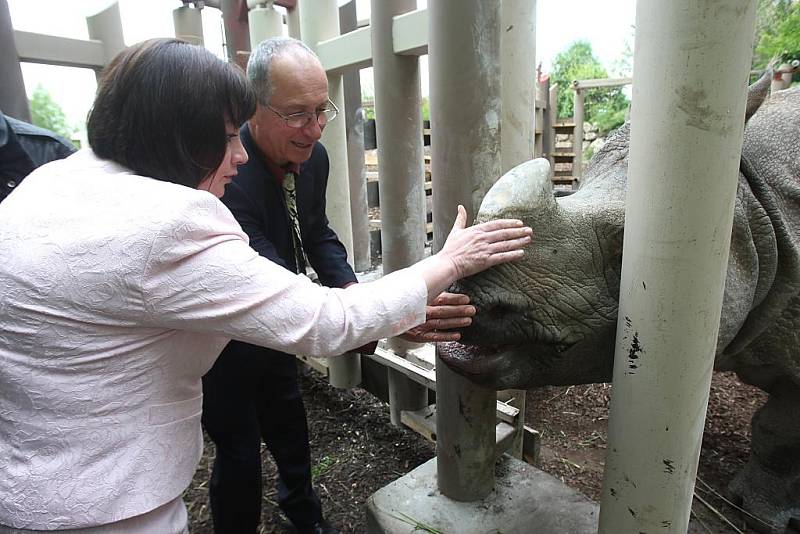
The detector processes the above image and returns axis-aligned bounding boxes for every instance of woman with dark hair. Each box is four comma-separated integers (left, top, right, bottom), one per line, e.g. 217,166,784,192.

0,39,531,533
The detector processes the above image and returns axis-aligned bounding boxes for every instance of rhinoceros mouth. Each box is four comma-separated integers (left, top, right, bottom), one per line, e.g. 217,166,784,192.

438,341,532,378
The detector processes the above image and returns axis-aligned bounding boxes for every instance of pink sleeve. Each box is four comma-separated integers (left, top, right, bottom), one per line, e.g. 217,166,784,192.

141,196,427,356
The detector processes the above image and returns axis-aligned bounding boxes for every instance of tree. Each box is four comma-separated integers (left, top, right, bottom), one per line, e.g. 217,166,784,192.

550,40,630,135
753,0,800,75
29,85,76,141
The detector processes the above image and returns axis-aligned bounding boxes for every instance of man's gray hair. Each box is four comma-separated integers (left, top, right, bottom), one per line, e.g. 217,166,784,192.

247,36,318,106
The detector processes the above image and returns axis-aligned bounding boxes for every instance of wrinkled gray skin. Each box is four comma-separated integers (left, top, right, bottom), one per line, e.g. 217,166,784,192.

444,78,800,533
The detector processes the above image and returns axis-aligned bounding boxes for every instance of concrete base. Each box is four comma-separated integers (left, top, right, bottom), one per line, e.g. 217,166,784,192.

366,455,598,534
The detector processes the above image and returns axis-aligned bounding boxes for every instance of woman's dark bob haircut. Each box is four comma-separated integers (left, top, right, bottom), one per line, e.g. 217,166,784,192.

88,38,256,188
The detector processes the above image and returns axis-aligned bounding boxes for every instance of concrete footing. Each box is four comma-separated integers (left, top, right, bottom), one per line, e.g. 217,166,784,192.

365,455,598,534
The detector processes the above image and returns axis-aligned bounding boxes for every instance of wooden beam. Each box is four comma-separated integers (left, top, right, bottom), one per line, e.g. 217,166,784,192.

400,404,520,459
365,346,520,425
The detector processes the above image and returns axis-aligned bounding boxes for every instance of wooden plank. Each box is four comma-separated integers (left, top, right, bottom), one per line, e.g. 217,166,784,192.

366,346,437,390
401,405,437,443
494,421,518,460
522,425,541,465
401,404,523,460
368,346,520,425
495,400,520,425
296,354,328,376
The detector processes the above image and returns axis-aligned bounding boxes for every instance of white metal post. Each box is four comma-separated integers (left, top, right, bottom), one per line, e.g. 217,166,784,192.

430,0,501,501
173,4,204,46
0,0,30,121
598,1,757,532
339,0,370,273
499,0,536,459
371,0,429,425
572,86,584,182
297,0,359,389
248,1,283,47
86,1,125,76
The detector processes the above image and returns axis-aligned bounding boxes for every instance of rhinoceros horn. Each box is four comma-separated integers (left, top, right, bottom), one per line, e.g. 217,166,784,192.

476,158,556,222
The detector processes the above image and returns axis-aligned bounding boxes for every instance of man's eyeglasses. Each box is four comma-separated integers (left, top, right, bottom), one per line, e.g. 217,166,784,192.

267,99,339,129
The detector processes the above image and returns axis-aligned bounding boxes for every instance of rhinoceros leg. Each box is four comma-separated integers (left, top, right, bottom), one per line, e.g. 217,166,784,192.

728,381,800,533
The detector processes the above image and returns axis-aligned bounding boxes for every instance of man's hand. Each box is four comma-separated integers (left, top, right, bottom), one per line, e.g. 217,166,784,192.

400,292,476,343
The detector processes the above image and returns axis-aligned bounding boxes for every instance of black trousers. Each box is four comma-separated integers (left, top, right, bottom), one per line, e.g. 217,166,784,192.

202,343,322,534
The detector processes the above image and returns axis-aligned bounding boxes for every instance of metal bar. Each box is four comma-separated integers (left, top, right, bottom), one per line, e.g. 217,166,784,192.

14,31,105,70
316,25,372,73
573,77,633,89
392,8,427,56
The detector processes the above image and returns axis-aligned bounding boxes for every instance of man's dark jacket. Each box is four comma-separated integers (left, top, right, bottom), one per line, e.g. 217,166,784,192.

0,112,75,202
213,123,356,373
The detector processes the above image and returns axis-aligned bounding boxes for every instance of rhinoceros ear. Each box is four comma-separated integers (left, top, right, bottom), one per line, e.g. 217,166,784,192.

477,158,555,220
746,65,772,123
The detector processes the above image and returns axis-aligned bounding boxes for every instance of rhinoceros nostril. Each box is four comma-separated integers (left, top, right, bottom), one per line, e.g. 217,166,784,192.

485,302,515,320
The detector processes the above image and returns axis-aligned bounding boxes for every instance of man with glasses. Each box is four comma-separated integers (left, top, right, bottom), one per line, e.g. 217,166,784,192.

201,37,348,534
202,36,476,534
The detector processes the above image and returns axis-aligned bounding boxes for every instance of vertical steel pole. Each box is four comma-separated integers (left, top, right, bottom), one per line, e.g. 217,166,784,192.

547,83,558,173
541,78,553,168
297,0,358,389
430,0,501,501
500,0,536,172
248,2,283,46
0,0,30,122
285,5,301,39
371,0,429,426
499,0,536,459
598,1,757,532
173,5,205,46
86,1,125,79
297,0,353,260
340,0,371,273
572,85,584,181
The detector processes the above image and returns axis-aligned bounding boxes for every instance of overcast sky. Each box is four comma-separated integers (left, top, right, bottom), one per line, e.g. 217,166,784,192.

7,0,636,138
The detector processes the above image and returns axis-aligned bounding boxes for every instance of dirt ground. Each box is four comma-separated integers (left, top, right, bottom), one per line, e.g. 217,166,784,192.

185,368,768,533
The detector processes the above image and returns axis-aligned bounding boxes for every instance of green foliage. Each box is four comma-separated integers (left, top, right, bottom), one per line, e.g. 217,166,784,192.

28,85,76,141
753,0,800,69
311,455,336,481
550,40,630,135
755,1,800,83
421,96,430,122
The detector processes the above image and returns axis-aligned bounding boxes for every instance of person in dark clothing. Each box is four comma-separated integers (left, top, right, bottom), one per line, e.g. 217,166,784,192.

0,110,75,202
201,37,477,534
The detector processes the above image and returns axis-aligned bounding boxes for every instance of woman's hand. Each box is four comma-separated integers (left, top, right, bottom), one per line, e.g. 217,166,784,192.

400,292,476,342
413,205,532,302
438,205,532,279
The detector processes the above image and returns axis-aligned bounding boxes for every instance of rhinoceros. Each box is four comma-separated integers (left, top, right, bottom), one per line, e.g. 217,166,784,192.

442,76,800,532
